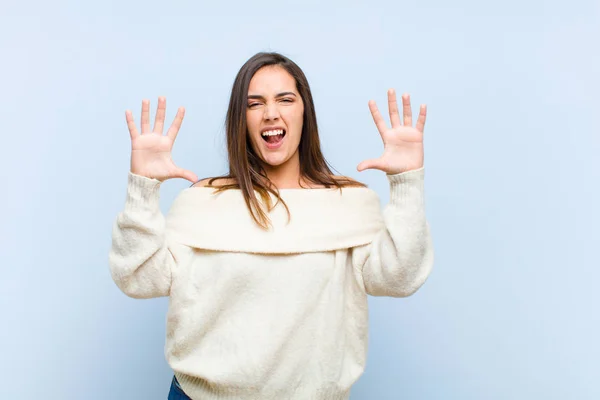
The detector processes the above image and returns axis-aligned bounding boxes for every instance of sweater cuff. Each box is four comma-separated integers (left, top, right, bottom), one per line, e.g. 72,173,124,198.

387,167,425,207
125,171,162,212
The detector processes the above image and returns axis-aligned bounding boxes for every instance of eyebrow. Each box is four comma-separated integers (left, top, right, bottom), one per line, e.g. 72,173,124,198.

247,92,297,100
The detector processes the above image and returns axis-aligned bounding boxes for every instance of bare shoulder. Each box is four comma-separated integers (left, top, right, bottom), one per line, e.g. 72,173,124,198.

191,178,211,188
192,177,237,188
332,174,350,180
303,175,365,189
332,175,365,186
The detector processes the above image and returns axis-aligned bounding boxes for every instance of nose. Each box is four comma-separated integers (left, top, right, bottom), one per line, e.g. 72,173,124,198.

263,103,280,121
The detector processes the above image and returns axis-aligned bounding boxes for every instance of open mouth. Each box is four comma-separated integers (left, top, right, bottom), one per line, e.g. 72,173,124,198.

261,128,286,145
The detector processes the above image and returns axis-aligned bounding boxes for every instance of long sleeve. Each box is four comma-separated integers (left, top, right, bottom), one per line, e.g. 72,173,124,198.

108,172,175,299
353,167,434,297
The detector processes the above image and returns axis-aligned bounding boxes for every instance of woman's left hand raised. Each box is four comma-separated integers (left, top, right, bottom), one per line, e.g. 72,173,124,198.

357,89,427,175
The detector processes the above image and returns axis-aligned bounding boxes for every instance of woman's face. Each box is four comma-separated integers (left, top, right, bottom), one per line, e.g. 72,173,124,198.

246,65,304,170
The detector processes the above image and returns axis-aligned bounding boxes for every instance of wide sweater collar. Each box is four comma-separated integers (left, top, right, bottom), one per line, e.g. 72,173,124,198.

165,186,385,254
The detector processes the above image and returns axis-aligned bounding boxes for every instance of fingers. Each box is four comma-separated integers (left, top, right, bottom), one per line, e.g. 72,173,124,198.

387,89,401,128
402,93,412,127
125,110,139,140
416,104,427,132
141,99,151,134
368,100,388,137
166,107,186,140
153,96,167,134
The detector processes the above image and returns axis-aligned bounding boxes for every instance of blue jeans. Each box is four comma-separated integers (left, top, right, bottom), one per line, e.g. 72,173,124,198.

168,375,192,400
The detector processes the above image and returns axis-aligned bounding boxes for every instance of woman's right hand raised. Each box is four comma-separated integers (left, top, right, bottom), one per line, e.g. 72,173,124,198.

126,97,198,183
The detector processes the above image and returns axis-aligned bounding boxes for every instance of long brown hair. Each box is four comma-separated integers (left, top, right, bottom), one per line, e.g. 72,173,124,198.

203,51,366,229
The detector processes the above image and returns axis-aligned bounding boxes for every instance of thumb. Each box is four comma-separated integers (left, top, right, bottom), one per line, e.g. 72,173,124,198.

357,158,383,172
175,168,199,183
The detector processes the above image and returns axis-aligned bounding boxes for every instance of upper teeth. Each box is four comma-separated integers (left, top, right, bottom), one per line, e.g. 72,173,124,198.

262,129,284,136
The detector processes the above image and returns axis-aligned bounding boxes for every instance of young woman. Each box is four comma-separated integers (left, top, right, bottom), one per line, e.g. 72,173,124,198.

109,52,434,400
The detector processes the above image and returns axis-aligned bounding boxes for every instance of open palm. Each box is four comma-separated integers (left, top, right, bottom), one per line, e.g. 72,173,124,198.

357,90,427,175
127,97,198,183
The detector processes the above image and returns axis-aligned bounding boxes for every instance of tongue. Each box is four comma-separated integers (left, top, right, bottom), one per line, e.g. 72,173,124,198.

266,134,283,144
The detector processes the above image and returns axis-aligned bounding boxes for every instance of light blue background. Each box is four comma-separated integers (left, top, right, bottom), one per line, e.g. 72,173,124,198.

2,0,598,399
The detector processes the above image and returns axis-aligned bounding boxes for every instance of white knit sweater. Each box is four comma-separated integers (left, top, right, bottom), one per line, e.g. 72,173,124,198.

109,167,434,400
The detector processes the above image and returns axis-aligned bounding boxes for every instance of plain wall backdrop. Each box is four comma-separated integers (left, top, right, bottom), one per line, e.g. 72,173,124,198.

1,0,598,399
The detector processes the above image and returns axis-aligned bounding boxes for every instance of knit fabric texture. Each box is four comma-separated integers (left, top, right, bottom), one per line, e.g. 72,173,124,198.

109,167,434,400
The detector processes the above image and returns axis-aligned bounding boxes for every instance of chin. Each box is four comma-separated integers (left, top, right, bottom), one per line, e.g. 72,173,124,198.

260,153,291,168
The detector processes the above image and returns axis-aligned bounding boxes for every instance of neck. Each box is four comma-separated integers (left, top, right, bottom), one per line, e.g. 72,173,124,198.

263,151,304,189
